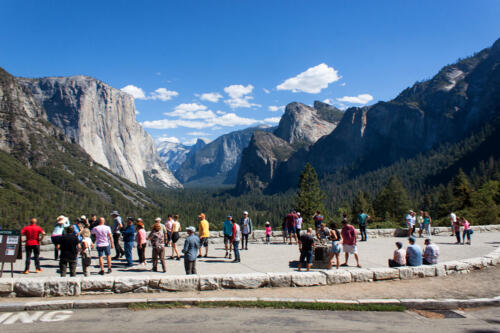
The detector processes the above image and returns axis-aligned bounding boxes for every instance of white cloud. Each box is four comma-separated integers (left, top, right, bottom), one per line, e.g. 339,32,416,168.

223,84,261,109
135,109,140,115
200,92,223,103
216,110,226,115
121,85,178,101
263,88,270,94
121,85,146,99
143,112,259,130
268,105,285,112
183,137,211,145
340,82,346,87
187,131,210,136
276,63,341,94
337,94,373,105
164,103,217,120
156,136,180,144
263,117,281,124
322,99,334,105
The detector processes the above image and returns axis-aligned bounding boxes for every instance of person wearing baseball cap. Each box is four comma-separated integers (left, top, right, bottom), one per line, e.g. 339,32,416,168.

182,226,200,274
239,211,252,250
198,213,210,257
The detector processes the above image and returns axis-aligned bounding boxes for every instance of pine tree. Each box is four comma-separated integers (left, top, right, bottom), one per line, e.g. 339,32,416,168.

351,191,373,217
451,169,472,210
295,163,326,227
373,175,411,221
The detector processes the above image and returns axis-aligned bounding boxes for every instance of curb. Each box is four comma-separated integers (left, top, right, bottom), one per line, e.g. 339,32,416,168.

0,296,499,312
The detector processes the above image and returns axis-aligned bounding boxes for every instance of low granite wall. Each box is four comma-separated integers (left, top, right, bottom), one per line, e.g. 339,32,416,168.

2,246,499,298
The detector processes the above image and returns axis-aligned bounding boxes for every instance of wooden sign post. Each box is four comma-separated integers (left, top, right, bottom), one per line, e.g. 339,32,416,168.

0,230,22,277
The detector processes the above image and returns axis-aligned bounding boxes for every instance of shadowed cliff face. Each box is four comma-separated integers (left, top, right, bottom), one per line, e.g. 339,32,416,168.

235,102,343,193
266,37,500,193
18,76,181,188
157,138,207,173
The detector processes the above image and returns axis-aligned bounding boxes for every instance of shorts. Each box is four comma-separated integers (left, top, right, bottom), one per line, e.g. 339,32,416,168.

314,222,322,229
200,237,209,247
343,244,357,254
223,235,232,245
330,241,342,254
171,232,180,243
97,245,111,257
299,250,313,265
287,226,296,234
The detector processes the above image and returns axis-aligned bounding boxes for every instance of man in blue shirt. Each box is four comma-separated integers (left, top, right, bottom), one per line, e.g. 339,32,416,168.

406,236,422,266
223,215,233,259
122,217,136,267
183,226,201,275
358,210,370,241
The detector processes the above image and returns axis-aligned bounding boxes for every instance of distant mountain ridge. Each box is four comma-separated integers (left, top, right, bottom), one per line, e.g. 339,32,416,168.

157,138,207,172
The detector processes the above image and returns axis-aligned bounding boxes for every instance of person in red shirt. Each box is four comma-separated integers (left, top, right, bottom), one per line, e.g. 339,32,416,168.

340,220,361,268
21,218,46,274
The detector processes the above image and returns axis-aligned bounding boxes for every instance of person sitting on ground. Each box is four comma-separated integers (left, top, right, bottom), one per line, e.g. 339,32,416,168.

21,218,45,274
406,236,422,267
223,215,233,259
340,220,361,268
198,213,210,257
388,241,406,267
148,223,166,273
297,228,315,272
183,226,200,275
328,223,342,269
80,228,93,276
423,238,439,265
56,225,81,277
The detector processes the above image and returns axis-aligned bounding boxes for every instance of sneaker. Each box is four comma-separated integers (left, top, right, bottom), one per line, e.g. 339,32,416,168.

228,254,232,259
107,268,112,274
176,257,181,261
36,269,42,273
99,270,105,275
23,270,29,274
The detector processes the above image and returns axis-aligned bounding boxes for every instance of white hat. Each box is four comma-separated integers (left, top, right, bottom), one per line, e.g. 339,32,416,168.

297,212,301,216
111,210,120,216
56,215,68,224
243,211,248,215
186,226,196,232
80,215,87,220
154,217,161,222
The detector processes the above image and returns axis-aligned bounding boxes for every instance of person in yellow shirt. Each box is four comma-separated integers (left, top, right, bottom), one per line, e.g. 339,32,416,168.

198,213,210,257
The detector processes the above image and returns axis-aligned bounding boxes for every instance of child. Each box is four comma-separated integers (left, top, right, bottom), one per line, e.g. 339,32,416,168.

265,221,271,245
461,217,472,245
80,228,93,276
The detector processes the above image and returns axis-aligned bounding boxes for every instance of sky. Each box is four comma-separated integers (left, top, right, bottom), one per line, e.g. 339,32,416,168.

1,1,499,146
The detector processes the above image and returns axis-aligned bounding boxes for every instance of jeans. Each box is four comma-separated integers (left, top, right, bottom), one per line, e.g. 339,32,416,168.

113,233,124,258
124,241,134,266
152,247,166,272
463,230,471,242
184,259,197,275
25,245,41,271
233,240,240,261
137,244,146,264
359,225,367,241
388,259,403,267
455,231,461,243
242,233,249,249
423,224,431,237
60,258,77,277
265,235,270,244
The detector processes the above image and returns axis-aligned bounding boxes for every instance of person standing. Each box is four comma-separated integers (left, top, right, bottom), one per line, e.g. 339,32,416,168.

56,225,80,277
296,212,303,237
91,217,113,275
165,215,174,247
135,220,147,266
110,211,124,259
51,215,70,260
89,214,98,243
388,242,406,267
265,222,272,245
21,218,45,274
340,220,361,267
80,228,93,276
297,228,315,271
240,211,253,250
423,238,439,265
461,217,472,245
223,215,234,258
281,218,288,244
450,212,457,236
406,236,422,266
328,223,342,269
122,217,135,267
358,210,370,241
406,210,415,237
417,211,424,238
171,215,181,260
453,216,462,244
152,217,168,245
198,213,210,257
148,223,166,272
231,218,241,263
285,210,298,245
183,226,200,274
422,212,432,237
313,211,324,239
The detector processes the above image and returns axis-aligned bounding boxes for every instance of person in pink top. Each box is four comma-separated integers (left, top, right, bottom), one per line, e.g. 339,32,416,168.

136,219,147,266
460,216,472,245
265,221,271,245
340,220,361,267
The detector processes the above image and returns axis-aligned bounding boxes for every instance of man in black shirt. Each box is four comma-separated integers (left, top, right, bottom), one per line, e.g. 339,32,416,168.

298,228,315,271
56,225,81,277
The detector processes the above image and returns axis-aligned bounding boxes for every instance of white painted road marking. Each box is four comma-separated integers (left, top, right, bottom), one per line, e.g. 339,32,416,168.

0,311,73,325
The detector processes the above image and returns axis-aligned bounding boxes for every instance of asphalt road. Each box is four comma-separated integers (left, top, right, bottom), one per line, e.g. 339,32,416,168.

1,307,500,333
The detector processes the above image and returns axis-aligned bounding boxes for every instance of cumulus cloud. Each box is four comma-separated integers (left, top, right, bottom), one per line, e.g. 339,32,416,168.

121,85,178,101
322,99,334,105
121,85,146,99
164,103,217,120
337,94,373,105
276,63,340,94
200,92,223,103
142,112,259,129
224,84,261,109
156,136,180,144
187,131,210,136
268,105,285,112
263,117,281,124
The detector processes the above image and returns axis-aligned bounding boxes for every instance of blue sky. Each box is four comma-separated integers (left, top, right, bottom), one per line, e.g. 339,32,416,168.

1,1,499,145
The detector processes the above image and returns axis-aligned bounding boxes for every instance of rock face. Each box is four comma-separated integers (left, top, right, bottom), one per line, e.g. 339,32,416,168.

175,125,274,186
18,76,181,188
266,37,500,193
236,102,343,193
157,138,207,173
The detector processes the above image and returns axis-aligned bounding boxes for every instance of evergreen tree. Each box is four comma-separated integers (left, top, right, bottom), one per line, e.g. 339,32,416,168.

351,191,373,217
373,175,411,222
451,169,472,210
295,163,326,227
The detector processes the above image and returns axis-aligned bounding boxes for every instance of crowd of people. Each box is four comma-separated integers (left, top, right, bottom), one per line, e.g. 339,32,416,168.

18,208,475,277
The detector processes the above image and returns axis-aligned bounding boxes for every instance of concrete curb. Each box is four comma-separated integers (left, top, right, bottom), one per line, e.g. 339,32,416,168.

0,296,499,312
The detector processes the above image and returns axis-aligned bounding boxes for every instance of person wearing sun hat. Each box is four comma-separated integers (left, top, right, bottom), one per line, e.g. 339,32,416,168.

51,215,70,260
